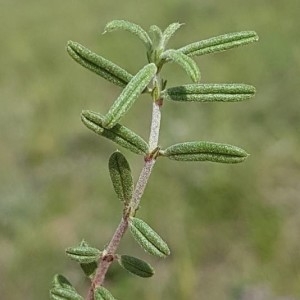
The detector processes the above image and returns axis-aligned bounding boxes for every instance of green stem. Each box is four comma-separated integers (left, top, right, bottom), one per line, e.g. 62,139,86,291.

86,96,162,300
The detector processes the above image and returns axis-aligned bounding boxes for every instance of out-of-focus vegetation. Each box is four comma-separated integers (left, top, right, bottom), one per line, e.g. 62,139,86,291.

1,1,299,299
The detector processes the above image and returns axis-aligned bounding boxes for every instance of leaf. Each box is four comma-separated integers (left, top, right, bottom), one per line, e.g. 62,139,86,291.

50,276,82,300
109,151,133,204
162,83,256,102
161,22,183,47
81,110,149,155
49,287,83,300
148,25,163,49
104,20,152,51
178,31,259,57
162,141,249,163
94,286,116,300
161,49,200,82
129,217,170,258
65,245,101,264
66,41,133,87
102,63,157,129
80,261,98,280
118,255,154,278
147,25,163,64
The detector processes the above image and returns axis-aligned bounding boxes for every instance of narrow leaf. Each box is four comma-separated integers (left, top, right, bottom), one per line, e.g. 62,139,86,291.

178,31,259,57
109,151,133,204
81,110,149,155
65,245,101,264
119,255,154,278
147,25,163,64
129,217,170,258
50,287,83,300
162,83,256,102
161,22,183,47
161,49,200,82
148,25,163,49
162,141,249,163
67,41,133,87
104,20,152,50
102,63,157,128
94,286,116,300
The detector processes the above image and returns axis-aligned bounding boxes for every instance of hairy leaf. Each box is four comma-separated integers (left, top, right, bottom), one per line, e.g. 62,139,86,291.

162,83,256,102
129,217,170,258
104,20,152,50
161,49,200,82
65,245,101,264
178,31,259,57
102,63,157,128
148,25,163,48
50,287,83,300
161,22,183,47
94,287,116,300
109,151,133,204
67,41,133,87
162,141,249,163
52,274,75,291
119,255,154,278
81,110,149,155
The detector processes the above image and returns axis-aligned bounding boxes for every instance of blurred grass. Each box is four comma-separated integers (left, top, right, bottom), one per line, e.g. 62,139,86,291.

1,0,300,299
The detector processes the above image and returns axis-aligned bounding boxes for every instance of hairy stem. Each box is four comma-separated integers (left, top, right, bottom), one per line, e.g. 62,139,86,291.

86,97,162,300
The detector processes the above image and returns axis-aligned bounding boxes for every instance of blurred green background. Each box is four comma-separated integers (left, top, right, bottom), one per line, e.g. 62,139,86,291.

1,1,299,299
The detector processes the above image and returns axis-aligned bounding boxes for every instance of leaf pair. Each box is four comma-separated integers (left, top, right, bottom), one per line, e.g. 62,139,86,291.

104,20,183,55
103,20,199,83
66,240,99,279
161,141,249,164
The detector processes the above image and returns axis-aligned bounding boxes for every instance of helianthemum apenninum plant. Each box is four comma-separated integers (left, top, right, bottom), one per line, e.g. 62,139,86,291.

49,20,258,300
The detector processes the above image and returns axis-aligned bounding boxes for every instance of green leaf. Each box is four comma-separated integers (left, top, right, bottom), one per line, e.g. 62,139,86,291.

81,110,149,155
66,41,133,87
66,244,101,264
162,141,249,163
148,25,163,49
178,31,259,57
80,261,98,280
162,83,256,102
109,151,133,204
129,217,170,258
94,286,116,300
161,49,200,82
50,276,82,300
118,255,154,278
52,274,74,290
161,22,183,47
50,287,83,300
104,20,152,51
102,63,157,129
147,25,164,64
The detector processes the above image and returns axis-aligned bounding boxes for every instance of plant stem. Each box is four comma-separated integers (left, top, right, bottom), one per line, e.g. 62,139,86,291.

86,98,162,300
